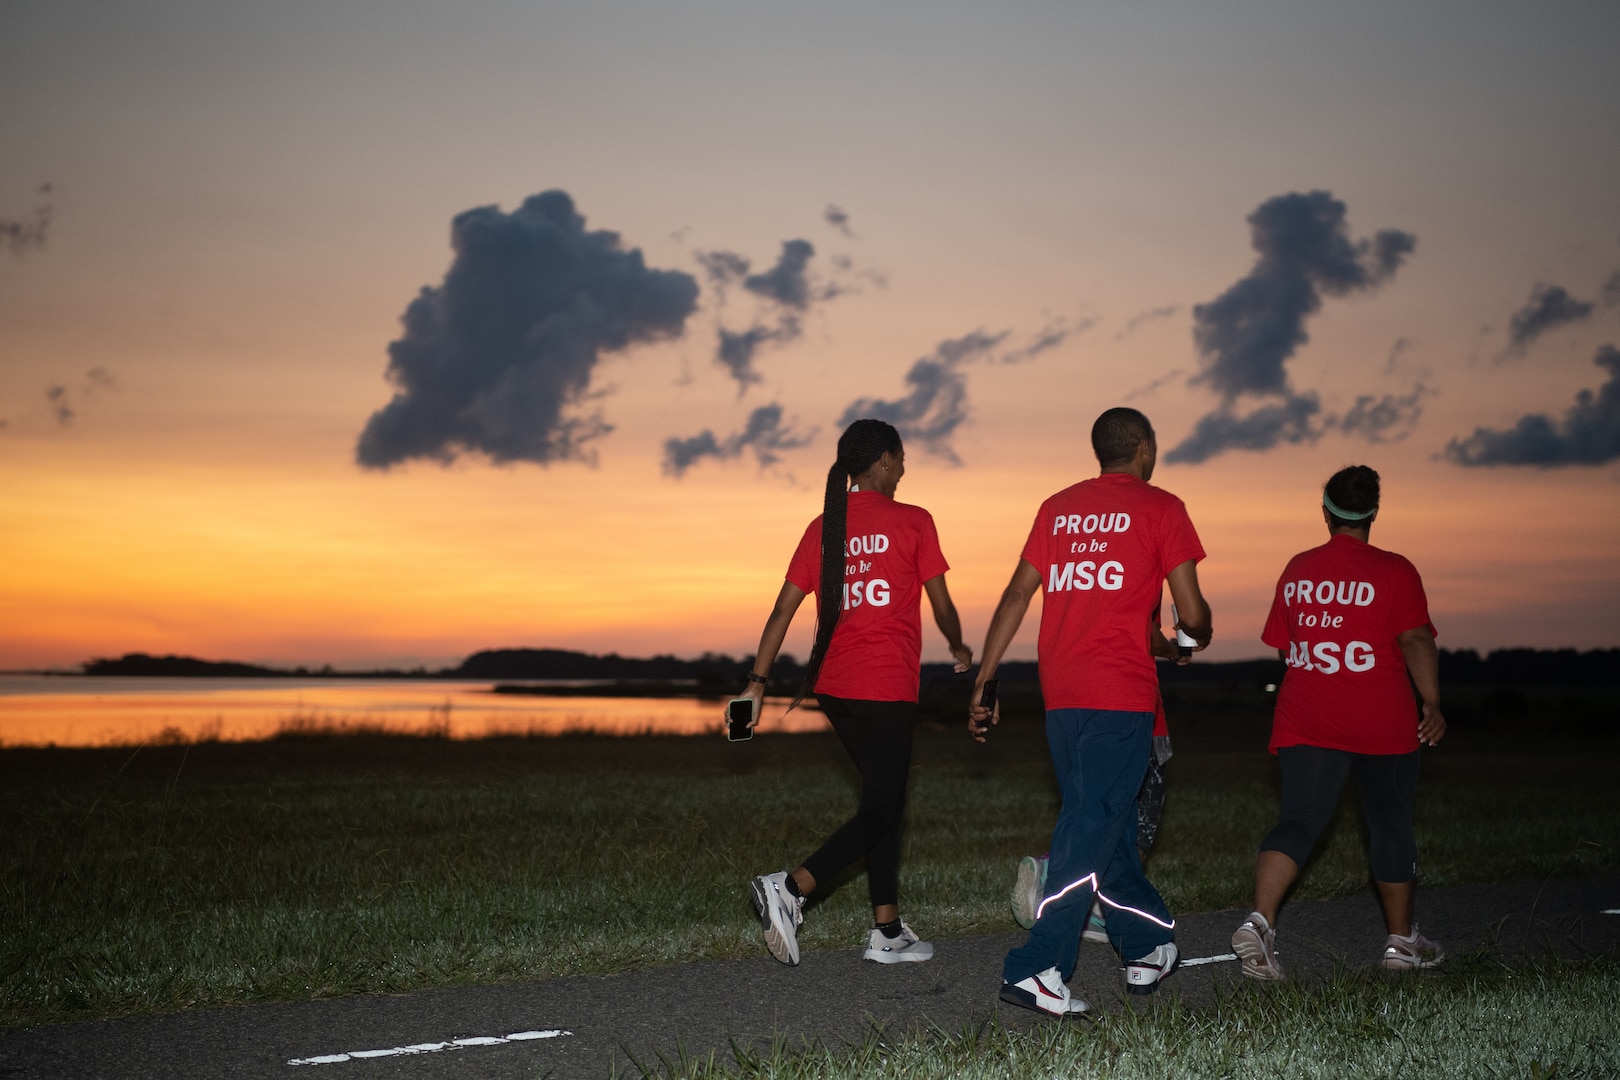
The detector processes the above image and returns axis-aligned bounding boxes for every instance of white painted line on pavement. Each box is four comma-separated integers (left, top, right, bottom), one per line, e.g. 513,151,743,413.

1179,953,1238,967
288,1029,571,1066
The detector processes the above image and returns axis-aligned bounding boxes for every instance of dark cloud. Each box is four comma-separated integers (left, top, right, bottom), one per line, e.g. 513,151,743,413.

835,331,1007,465
1190,191,1415,400
1601,271,1620,308
1168,190,1416,462
45,385,73,426
2,183,55,257
999,318,1092,364
824,204,853,236
744,239,816,309
355,190,699,469
1335,383,1431,444
1163,394,1324,465
695,250,750,290
716,323,799,388
1444,345,1620,466
1115,305,1180,341
662,403,812,477
1505,283,1594,356
709,237,877,390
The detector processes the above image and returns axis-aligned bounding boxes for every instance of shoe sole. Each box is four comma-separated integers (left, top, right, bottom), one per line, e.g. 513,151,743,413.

998,982,1088,1016
1382,952,1444,970
1232,925,1284,981
1010,858,1042,930
1081,922,1109,943
750,877,800,966
864,946,933,964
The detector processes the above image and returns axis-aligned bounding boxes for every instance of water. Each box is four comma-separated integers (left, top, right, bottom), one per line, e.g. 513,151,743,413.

0,676,828,748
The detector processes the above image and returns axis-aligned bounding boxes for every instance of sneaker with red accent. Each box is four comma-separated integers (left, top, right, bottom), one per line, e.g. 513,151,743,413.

1382,926,1444,970
1232,911,1284,981
1124,942,1178,995
998,966,1090,1016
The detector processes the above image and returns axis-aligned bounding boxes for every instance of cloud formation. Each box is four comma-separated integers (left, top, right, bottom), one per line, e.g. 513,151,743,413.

2,183,55,257
356,190,699,469
1336,383,1432,443
1505,283,1594,356
1116,305,1180,341
837,327,1076,464
1601,270,1620,308
824,204,853,236
662,403,812,477
1444,345,1620,466
703,237,872,390
1166,190,1416,463
45,385,73,426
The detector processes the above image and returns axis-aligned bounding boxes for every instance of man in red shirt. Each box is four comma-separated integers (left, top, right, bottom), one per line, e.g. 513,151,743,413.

971,407,1211,1016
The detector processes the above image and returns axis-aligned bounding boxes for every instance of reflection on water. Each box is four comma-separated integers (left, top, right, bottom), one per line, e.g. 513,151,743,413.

0,676,828,748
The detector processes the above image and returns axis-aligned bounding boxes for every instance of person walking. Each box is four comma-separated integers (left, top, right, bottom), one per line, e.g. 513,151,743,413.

738,418,973,967
1232,464,1446,980
1010,619,1183,938
970,407,1211,1016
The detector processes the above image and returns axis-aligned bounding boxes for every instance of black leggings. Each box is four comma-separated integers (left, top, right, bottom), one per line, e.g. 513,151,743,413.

1261,745,1420,883
800,695,915,909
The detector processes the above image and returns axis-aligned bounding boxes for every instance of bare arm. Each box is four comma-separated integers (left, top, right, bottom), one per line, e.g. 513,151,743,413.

923,575,973,673
1398,625,1446,746
1150,622,1185,664
968,560,1042,742
736,581,808,728
1166,559,1212,650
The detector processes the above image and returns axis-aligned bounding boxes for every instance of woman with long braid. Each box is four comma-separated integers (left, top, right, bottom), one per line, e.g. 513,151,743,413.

737,418,973,966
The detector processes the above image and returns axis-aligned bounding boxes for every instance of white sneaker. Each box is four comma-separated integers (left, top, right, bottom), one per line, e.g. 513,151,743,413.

1382,926,1444,970
999,966,1090,1016
1081,897,1109,943
1010,855,1047,929
863,921,934,963
750,871,804,966
1124,941,1178,995
1232,911,1284,981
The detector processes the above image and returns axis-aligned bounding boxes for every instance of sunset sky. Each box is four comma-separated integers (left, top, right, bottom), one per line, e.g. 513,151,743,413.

3,1,1618,672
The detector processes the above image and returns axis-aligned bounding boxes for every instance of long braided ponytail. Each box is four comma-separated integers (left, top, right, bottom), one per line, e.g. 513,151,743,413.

790,418,903,711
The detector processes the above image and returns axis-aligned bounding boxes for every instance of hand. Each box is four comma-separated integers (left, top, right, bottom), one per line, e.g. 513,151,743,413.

730,682,767,730
1418,700,1446,747
950,642,973,673
967,680,998,744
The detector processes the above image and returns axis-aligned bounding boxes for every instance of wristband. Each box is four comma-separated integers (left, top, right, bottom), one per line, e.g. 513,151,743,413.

745,673,769,685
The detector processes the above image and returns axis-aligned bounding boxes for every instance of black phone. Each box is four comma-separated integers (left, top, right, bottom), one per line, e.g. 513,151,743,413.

726,697,756,742
978,679,999,713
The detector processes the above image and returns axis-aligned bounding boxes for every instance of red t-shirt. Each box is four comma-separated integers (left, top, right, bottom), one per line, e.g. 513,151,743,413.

1261,534,1435,755
1020,474,1206,712
785,491,950,702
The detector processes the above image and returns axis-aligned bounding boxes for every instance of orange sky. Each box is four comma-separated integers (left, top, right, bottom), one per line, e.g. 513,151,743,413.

2,2,1618,671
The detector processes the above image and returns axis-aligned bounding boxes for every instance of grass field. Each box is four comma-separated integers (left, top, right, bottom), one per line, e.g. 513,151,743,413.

4,688,1618,1038
643,956,1620,1079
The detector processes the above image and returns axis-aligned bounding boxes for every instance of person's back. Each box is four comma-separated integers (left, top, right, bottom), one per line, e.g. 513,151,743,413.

1022,474,1204,712
1264,534,1430,755
968,406,1211,1015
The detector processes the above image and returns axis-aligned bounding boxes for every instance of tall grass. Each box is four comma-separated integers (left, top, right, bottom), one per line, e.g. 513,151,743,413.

2,718,1617,1030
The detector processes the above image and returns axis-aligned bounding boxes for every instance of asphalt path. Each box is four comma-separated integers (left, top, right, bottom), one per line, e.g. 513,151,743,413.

4,874,1617,1080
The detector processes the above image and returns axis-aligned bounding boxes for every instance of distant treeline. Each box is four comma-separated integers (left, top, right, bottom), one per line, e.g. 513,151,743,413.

80,646,1620,688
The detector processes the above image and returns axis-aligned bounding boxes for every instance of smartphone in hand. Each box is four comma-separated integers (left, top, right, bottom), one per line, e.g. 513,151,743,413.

974,679,999,737
726,697,757,742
